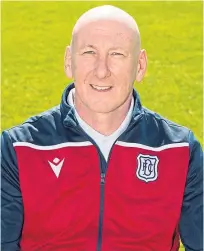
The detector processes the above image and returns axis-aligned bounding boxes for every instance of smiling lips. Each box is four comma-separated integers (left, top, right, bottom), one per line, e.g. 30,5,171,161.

91,84,112,92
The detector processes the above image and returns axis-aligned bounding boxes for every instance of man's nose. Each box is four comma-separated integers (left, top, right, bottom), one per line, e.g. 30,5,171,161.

94,56,111,79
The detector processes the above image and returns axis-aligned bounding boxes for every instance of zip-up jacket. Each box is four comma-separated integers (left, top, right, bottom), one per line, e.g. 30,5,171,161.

1,83,203,251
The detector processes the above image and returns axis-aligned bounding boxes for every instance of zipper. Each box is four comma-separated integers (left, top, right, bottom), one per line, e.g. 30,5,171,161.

65,113,143,251
96,114,143,251
64,123,106,251
66,124,106,251
100,173,106,184
97,172,106,251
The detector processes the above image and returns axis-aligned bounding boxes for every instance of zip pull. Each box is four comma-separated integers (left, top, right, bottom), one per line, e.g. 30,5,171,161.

101,173,106,184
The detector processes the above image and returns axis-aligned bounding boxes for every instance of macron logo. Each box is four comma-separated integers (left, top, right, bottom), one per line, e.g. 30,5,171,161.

48,157,65,178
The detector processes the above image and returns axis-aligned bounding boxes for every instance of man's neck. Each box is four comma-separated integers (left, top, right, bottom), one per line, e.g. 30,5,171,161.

74,95,132,136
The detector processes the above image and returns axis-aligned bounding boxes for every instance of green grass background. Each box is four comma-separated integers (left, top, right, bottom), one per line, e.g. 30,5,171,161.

1,1,203,250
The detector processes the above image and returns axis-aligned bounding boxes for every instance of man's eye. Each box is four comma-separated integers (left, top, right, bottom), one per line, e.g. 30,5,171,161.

83,51,95,55
111,52,124,56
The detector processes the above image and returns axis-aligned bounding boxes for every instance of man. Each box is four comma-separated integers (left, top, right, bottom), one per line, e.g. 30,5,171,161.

1,5,203,251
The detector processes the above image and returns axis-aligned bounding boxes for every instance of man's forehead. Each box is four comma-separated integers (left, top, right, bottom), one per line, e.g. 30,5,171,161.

75,36,134,52
75,21,136,45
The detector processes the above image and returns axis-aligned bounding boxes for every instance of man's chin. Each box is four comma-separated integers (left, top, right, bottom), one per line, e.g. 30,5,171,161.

88,104,118,114
89,105,114,114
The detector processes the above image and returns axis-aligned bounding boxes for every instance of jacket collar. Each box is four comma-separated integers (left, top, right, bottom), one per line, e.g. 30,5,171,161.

60,83,143,128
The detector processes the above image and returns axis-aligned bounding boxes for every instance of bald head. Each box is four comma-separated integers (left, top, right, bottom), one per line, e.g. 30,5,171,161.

64,5,147,119
71,5,141,51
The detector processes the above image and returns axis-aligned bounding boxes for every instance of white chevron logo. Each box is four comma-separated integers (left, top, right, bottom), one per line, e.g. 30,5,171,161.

48,158,65,178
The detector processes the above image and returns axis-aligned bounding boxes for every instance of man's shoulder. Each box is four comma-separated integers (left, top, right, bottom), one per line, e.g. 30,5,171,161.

25,105,61,123
142,107,191,143
143,106,189,129
4,105,62,143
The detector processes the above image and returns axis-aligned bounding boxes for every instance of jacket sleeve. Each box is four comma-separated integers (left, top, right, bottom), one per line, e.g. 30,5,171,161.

1,130,24,251
179,131,203,251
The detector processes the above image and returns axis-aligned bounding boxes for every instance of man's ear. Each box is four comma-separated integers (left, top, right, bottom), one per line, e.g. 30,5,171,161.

135,49,147,82
64,46,73,79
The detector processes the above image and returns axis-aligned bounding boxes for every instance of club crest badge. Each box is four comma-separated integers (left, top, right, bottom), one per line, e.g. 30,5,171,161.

136,154,159,182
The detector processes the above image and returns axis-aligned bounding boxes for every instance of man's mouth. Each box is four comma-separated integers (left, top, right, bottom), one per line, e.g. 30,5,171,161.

90,84,112,91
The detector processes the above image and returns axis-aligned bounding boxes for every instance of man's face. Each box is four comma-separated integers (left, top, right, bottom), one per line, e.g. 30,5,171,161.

68,20,140,113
